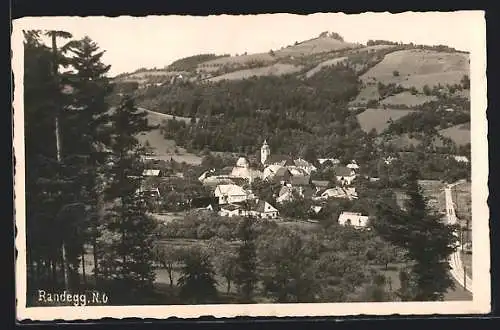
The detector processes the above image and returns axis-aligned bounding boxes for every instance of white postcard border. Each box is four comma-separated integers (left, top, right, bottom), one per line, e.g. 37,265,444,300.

12,12,490,321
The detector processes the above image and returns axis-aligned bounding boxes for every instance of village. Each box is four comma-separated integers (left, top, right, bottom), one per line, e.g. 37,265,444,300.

136,138,433,229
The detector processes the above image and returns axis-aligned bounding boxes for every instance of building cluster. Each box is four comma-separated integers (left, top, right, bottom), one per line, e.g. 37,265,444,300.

193,140,368,227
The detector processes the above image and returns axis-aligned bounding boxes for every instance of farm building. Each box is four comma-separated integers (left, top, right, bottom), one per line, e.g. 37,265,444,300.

338,212,369,228
214,184,252,205
334,166,357,185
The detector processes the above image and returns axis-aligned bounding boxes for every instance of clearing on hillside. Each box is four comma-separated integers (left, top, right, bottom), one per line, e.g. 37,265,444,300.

438,122,471,146
137,110,202,165
197,53,275,71
305,56,348,78
356,108,415,133
380,91,437,107
351,84,380,105
275,37,359,57
360,49,469,90
208,63,303,82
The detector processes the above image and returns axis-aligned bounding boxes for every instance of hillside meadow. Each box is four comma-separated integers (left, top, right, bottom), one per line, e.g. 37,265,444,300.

438,123,471,146
356,108,416,134
360,49,469,91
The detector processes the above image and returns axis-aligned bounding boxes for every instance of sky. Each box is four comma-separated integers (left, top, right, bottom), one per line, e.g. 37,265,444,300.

14,11,485,77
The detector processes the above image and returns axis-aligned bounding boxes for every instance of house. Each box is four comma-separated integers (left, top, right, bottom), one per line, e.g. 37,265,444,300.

142,169,162,177
248,200,279,219
230,157,263,183
334,166,356,185
453,155,470,163
310,205,323,215
219,204,243,217
346,160,360,171
190,196,220,209
290,174,311,187
276,184,313,203
383,156,397,165
338,212,369,228
219,200,279,219
317,158,340,166
320,187,358,200
214,184,250,205
276,186,294,204
265,155,296,167
293,158,317,173
264,166,292,184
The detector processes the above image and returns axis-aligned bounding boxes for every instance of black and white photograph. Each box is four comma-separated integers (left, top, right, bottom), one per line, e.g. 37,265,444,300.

12,12,489,320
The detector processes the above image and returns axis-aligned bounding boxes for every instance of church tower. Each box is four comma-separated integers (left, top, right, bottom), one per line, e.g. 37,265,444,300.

260,139,270,165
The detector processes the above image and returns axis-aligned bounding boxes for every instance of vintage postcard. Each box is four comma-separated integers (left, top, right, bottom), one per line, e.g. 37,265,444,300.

13,11,490,321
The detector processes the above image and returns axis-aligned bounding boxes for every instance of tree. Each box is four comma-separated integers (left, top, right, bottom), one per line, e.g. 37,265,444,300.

154,245,182,288
63,36,114,285
461,75,470,90
257,227,321,302
177,247,218,304
208,237,238,294
373,168,456,301
98,97,157,302
234,217,258,302
423,84,432,96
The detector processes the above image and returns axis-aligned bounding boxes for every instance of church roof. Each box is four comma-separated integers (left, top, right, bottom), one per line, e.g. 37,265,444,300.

236,157,250,167
265,155,295,166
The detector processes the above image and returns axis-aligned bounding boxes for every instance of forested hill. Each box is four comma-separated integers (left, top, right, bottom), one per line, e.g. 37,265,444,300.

111,32,471,169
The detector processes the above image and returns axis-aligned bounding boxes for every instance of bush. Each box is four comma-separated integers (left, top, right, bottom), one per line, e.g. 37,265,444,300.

392,70,400,77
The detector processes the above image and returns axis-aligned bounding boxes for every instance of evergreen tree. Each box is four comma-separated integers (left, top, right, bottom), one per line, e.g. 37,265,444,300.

234,216,258,302
62,36,114,285
98,96,157,302
24,30,77,291
373,168,456,301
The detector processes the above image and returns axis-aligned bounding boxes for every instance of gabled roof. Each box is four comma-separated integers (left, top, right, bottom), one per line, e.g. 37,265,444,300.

312,180,330,188
274,167,292,178
249,200,277,213
215,184,247,196
265,155,295,166
221,204,241,212
294,158,316,168
278,186,294,197
334,166,354,177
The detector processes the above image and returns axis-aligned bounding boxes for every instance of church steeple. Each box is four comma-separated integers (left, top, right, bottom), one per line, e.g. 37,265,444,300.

260,139,270,165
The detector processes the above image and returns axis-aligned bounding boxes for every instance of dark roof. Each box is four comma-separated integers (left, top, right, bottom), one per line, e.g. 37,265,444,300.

312,180,330,188
249,200,276,213
265,155,295,166
274,167,292,178
290,175,311,186
191,196,219,208
221,204,241,212
334,166,353,177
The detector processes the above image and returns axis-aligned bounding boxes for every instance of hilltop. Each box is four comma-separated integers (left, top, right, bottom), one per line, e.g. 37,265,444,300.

112,32,470,164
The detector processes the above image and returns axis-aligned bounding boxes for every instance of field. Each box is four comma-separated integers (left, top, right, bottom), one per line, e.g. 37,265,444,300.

360,49,469,90
438,122,471,146
356,108,416,133
209,63,303,82
351,84,380,105
305,57,348,78
197,52,275,70
136,109,202,165
380,91,437,107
